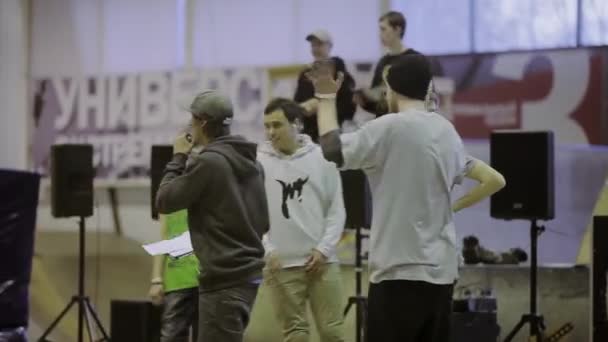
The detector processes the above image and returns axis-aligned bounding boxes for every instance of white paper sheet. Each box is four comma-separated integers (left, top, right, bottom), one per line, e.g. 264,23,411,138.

142,231,193,257
169,248,194,258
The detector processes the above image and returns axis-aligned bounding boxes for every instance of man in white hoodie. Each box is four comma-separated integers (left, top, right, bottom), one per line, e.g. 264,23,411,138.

259,98,346,342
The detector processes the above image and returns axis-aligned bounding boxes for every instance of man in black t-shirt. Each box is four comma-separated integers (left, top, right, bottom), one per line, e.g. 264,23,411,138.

356,11,440,117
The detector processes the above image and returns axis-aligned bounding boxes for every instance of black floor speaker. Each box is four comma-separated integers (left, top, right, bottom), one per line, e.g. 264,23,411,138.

50,144,94,218
490,130,554,220
593,216,608,342
340,170,371,229
452,312,500,342
0,170,39,328
151,145,174,220
111,300,161,342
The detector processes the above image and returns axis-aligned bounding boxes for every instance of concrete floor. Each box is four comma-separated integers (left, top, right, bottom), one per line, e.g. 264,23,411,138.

29,231,590,342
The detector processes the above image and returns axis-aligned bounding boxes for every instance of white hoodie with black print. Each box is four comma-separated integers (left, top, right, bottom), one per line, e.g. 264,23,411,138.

258,134,346,268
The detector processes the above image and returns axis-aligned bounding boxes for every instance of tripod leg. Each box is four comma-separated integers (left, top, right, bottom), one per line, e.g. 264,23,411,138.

540,317,546,331
38,297,78,341
357,299,369,342
504,317,526,342
531,316,546,342
362,299,368,342
355,300,362,342
83,304,94,342
344,299,354,316
84,298,111,340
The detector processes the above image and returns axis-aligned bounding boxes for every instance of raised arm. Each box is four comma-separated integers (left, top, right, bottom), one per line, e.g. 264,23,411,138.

309,59,387,171
300,59,346,166
317,98,344,165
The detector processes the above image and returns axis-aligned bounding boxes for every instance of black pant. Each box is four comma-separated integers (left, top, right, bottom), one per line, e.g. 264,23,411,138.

367,280,453,342
161,287,199,342
198,283,259,342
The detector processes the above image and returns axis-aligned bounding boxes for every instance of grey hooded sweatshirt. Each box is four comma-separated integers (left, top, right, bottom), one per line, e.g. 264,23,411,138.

156,135,269,292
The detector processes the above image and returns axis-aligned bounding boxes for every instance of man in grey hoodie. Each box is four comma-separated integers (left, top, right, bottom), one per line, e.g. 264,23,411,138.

156,90,269,342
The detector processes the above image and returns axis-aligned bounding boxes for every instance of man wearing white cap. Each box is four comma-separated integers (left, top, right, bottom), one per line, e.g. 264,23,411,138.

294,30,356,142
306,30,333,61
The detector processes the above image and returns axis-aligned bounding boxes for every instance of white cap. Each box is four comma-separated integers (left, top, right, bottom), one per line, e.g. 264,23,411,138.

306,29,333,44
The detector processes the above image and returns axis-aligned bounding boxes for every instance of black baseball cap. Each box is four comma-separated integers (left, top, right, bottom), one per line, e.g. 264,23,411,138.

385,54,432,101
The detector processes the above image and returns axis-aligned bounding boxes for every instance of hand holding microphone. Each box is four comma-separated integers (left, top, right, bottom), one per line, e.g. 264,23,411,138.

173,130,194,155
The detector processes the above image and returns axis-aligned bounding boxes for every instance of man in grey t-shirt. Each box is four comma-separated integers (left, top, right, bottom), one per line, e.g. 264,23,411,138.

306,56,506,341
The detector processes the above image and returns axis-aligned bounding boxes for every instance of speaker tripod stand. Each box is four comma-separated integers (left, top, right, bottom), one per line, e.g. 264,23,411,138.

38,216,110,342
504,220,546,342
343,225,368,342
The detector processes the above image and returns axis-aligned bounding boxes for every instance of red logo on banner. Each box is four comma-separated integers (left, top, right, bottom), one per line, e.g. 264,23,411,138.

443,48,604,145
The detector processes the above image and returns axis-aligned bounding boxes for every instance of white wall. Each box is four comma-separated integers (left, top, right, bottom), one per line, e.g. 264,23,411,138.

0,0,29,170
193,0,383,67
27,0,384,244
392,0,472,55
30,0,383,78
582,0,608,45
30,0,183,77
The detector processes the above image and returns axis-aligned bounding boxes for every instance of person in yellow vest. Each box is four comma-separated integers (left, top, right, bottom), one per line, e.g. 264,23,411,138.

149,210,199,342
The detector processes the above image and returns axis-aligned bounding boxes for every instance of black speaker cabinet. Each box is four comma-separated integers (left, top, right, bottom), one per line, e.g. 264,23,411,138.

593,215,608,342
0,170,39,328
151,145,173,220
490,131,554,220
451,312,500,342
50,144,94,218
340,170,371,229
111,300,161,342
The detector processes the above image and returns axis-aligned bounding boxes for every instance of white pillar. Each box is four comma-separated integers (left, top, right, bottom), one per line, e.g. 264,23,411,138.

185,0,196,68
379,0,391,53
379,0,391,17
0,0,30,170
177,0,196,68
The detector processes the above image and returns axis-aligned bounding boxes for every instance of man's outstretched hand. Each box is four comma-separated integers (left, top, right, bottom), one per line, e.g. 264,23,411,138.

306,59,344,96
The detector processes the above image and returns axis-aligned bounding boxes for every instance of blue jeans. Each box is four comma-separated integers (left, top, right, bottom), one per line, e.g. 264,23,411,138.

197,283,259,342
